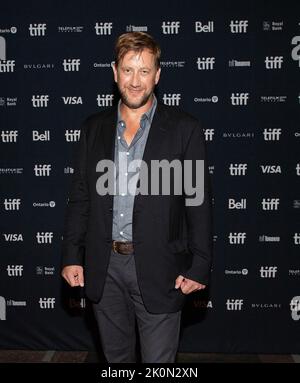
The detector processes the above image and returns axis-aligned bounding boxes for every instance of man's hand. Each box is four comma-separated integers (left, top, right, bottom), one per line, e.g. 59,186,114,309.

61,265,84,287
175,275,206,294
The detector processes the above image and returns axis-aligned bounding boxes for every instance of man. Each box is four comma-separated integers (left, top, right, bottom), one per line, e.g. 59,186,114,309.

61,32,212,363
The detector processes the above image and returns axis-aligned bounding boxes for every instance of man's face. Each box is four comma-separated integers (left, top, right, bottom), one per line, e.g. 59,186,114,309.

113,49,161,109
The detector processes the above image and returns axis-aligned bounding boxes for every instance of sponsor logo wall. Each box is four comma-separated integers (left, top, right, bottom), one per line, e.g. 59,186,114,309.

0,0,299,352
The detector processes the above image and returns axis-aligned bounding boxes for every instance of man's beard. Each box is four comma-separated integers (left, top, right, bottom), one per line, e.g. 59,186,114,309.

119,87,153,109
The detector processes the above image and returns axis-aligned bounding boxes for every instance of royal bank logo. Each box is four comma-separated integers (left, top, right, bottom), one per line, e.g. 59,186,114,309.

162,93,181,106
29,23,46,36
1,130,18,142
196,57,215,70
263,21,283,31
3,198,21,210
95,22,113,35
32,130,50,141
62,59,80,72
228,198,246,209
0,97,17,106
39,298,55,309
263,128,281,141
195,21,214,33
228,232,246,244
229,163,247,176
229,20,248,33
34,164,51,176
261,198,280,210
265,56,283,69
0,296,6,320
291,36,300,67
96,94,114,107
36,232,53,244
65,130,80,142
32,95,49,107
226,299,244,310
260,266,278,278
7,265,23,276
161,21,180,34
290,296,300,320
36,266,55,276
230,93,249,105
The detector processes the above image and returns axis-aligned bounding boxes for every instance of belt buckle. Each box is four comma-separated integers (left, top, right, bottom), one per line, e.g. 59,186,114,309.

112,241,117,253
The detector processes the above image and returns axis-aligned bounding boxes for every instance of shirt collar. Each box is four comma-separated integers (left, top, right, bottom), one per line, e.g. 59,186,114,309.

117,94,157,125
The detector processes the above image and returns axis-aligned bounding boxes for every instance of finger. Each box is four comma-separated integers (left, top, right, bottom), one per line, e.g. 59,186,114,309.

175,275,185,289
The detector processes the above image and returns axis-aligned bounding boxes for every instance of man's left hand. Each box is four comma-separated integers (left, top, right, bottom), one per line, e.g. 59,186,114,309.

175,275,206,294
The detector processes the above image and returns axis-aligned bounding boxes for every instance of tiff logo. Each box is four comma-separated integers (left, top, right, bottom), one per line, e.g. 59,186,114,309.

229,163,247,176
196,57,215,70
204,129,214,141
0,296,6,320
3,199,21,210
294,233,300,244
39,298,55,309
34,164,51,176
161,21,180,34
228,232,246,244
32,130,50,141
261,198,280,210
32,95,49,107
62,59,80,71
226,299,244,310
230,20,248,33
290,296,300,320
296,163,300,176
29,23,46,36
95,22,113,35
231,93,249,105
7,265,23,276
36,232,53,244
260,266,278,278
0,60,15,73
65,130,80,142
195,21,214,33
263,128,281,141
162,93,181,106
0,36,6,60
265,56,283,69
97,94,114,107
1,130,18,142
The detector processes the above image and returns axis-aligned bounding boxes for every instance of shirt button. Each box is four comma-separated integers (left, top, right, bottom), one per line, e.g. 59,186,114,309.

125,172,128,176
121,193,125,196
120,231,123,235
120,213,124,217
126,152,129,156
118,136,121,139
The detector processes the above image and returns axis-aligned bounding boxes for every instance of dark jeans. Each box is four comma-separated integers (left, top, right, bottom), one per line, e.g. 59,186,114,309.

93,250,181,363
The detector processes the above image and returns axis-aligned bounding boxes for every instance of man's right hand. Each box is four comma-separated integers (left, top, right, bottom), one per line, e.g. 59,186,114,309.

61,265,84,287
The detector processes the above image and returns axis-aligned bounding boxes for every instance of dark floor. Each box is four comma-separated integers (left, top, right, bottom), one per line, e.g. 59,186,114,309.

0,350,298,363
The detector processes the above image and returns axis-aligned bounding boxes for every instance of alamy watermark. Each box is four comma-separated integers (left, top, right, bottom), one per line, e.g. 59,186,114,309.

96,154,205,206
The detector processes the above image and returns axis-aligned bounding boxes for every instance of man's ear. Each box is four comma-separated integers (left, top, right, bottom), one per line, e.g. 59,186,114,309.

112,61,118,83
155,67,161,85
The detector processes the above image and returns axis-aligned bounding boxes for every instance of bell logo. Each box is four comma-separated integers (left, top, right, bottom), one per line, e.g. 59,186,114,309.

0,296,6,320
290,296,300,321
0,36,6,60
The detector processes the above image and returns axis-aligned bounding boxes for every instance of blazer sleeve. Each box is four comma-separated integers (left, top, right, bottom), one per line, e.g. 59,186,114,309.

61,121,90,268
183,120,213,285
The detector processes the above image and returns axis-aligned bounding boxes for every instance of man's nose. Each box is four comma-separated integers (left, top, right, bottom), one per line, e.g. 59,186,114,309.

131,72,141,87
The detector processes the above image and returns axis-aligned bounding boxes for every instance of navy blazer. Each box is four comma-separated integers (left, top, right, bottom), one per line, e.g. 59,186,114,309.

62,102,212,313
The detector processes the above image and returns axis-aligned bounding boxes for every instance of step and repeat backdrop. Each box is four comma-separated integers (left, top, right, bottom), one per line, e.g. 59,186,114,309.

0,0,299,353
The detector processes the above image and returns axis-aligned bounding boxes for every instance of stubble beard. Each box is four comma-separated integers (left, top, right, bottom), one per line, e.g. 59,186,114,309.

119,87,153,110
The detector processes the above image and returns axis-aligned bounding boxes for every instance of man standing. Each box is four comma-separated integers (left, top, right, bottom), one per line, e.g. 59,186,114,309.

61,32,212,363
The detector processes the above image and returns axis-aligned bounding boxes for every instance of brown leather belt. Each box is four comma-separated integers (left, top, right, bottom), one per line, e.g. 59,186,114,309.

112,240,134,255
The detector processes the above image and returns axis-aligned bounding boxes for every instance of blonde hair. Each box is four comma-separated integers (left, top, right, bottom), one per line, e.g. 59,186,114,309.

114,32,161,69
